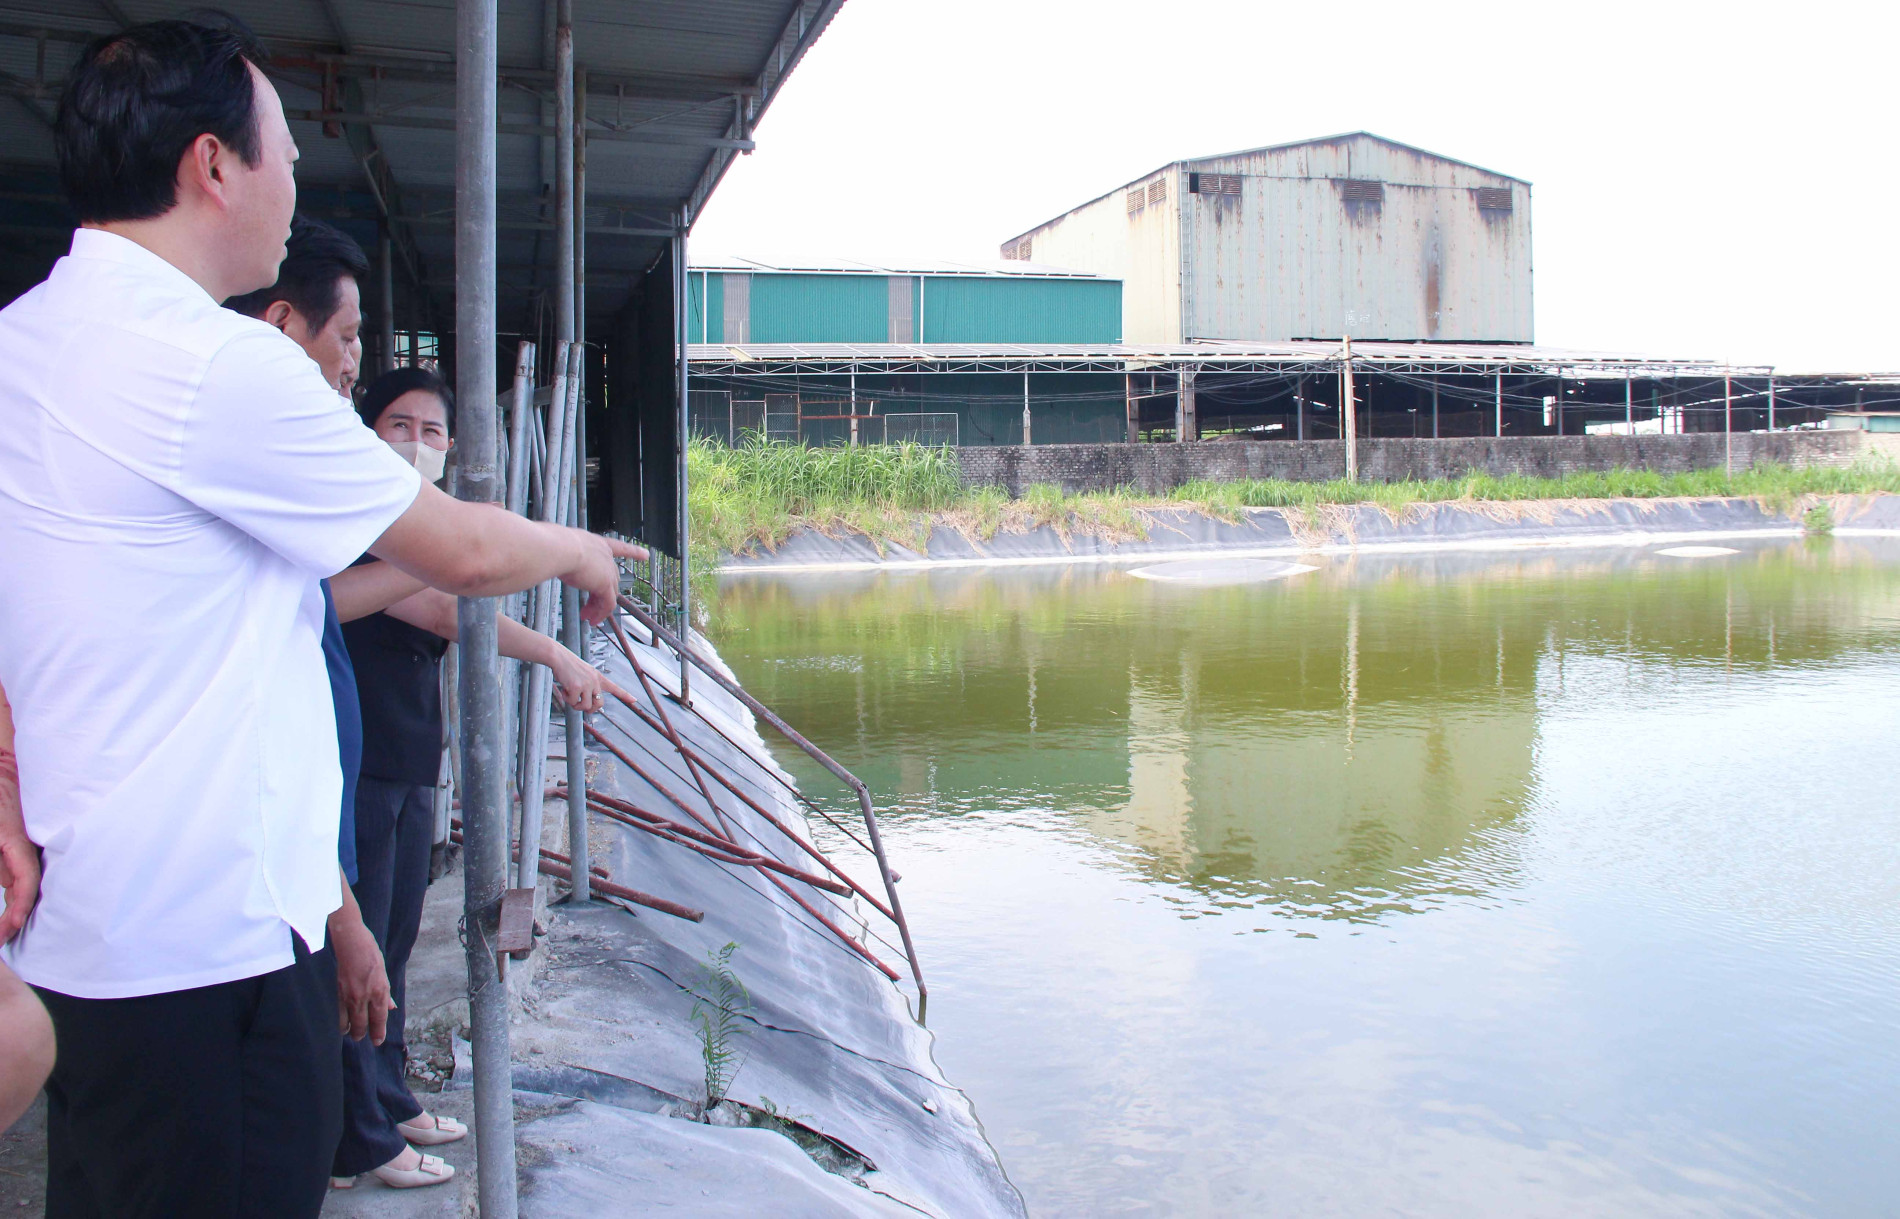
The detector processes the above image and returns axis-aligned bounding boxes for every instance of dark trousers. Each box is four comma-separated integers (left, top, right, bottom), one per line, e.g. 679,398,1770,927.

35,934,341,1219
333,777,434,1176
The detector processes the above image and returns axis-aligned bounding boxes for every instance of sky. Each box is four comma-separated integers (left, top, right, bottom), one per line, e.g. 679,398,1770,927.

689,0,1899,373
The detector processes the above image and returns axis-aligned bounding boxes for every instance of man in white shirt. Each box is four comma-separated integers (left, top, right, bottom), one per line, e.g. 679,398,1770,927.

0,19,641,1217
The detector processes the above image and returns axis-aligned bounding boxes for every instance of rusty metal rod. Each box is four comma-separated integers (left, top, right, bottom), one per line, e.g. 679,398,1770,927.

616,597,927,1015
757,866,900,982
451,826,703,922
584,719,734,844
600,620,879,857
577,788,852,897
607,611,737,839
534,857,701,922
591,696,896,920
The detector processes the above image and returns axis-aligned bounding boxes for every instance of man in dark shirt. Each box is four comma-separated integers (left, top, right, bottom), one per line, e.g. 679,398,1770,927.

225,213,392,1041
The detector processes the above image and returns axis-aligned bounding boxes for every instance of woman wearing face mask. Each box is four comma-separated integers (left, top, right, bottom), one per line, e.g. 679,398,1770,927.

329,366,613,1191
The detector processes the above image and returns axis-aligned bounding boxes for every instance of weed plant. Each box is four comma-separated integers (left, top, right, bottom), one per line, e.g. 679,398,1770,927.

690,941,751,1112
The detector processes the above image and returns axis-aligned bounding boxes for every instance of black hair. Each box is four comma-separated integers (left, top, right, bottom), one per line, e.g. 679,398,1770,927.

56,15,268,223
358,366,456,437
224,213,368,330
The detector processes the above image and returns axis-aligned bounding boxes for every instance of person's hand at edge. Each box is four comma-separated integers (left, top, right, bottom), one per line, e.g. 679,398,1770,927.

549,644,606,714
329,874,394,1045
0,688,38,947
561,534,649,626
0,830,38,948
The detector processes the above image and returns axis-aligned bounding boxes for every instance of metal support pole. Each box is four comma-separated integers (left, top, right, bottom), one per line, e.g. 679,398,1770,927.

573,65,588,534
560,344,589,903
454,0,517,1206
1767,376,1777,431
849,372,858,446
378,231,397,376
1341,338,1357,481
1125,372,1138,443
1296,374,1305,441
1177,369,1196,442
1625,373,1633,433
675,224,693,707
554,0,575,347
505,341,536,518
1494,373,1503,437
1431,380,1439,439
518,343,580,890
1021,371,1031,446
1724,373,1733,475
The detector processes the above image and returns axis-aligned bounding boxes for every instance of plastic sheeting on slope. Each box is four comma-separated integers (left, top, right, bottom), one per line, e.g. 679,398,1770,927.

512,1097,919,1218
721,493,1900,572
510,625,1025,1219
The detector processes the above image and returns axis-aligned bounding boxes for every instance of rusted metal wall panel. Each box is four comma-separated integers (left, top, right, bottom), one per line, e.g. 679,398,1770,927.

1184,134,1532,342
1006,134,1533,347
1008,166,1184,343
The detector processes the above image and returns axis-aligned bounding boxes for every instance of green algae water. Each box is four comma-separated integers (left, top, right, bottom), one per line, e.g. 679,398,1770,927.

710,539,1900,1217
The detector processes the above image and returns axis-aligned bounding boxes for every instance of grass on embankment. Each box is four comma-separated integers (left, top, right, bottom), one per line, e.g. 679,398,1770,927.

686,437,1900,564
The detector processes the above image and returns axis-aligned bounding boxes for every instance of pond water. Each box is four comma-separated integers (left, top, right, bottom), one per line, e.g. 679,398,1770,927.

710,539,1900,1217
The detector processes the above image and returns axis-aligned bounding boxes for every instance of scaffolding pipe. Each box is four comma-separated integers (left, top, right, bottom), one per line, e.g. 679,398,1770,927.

518,343,582,890
453,0,518,1205
513,341,569,888
1341,338,1357,481
561,348,589,903
573,64,589,534
378,230,396,375
504,341,536,517
674,225,692,706
554,0,575,345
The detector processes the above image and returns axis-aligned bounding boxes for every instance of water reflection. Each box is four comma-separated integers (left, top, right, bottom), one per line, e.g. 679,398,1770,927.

712,538,1900,1216
717,538,1900,920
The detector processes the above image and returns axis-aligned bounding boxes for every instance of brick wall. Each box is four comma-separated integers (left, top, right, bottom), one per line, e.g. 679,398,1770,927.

957,432,1868,496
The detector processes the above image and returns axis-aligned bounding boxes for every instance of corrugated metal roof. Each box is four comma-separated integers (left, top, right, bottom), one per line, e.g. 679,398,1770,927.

692,254,1113,279
687,340,1772,378
1004,130,1527,248
0,0,848,327
1187,132,1529,186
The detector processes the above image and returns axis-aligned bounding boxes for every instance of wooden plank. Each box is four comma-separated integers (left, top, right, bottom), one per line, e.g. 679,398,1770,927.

498,887,537,957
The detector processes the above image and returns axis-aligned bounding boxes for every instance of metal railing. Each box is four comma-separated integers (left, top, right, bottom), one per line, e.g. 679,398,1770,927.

604,593,928,1019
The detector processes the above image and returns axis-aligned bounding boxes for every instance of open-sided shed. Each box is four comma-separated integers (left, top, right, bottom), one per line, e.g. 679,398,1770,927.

0,0,843,552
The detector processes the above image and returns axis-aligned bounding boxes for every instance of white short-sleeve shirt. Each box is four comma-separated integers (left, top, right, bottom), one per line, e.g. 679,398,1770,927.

0,229,422,999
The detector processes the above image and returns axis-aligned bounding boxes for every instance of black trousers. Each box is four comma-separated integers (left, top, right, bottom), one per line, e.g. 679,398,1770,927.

333,777,433,1176
35,934,342,1219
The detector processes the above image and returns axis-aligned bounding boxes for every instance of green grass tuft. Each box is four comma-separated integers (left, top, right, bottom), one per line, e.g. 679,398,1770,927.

686,441,1900,578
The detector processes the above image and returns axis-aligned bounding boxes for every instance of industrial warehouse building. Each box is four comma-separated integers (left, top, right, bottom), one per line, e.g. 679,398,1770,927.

688,133,1879,454
1000,131,1533,345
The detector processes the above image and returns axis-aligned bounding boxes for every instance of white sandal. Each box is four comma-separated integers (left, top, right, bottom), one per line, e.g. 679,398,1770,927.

370,1149,455,1189
397,1111,468,1146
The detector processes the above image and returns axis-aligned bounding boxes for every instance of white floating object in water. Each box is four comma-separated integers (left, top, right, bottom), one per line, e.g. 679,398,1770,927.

1655,546,1739,558
1130,558,1318,585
